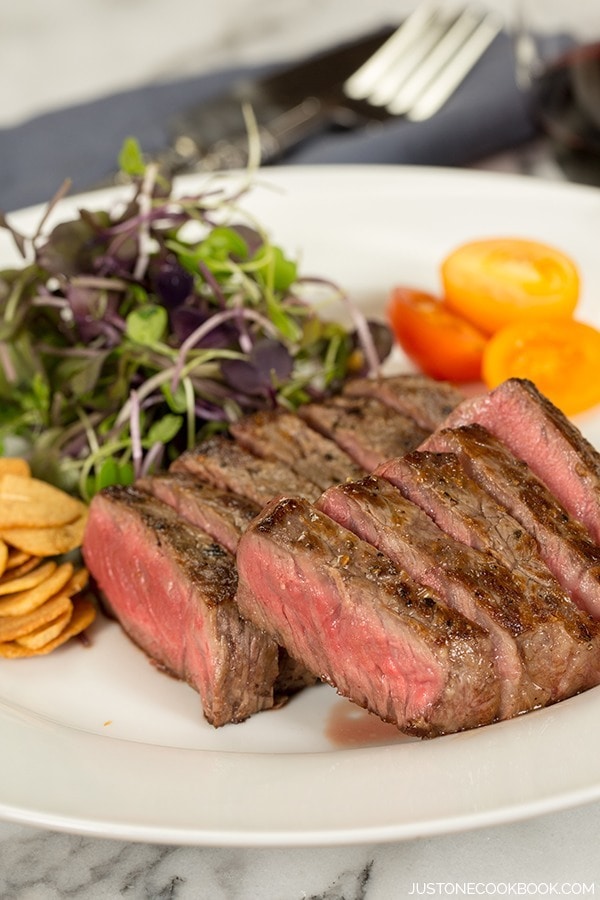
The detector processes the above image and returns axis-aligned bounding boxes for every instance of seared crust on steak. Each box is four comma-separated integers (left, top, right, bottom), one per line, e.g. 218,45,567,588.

236,496,501,737
298,394,429,472
424,425,600,621
139,472,261,554
318,475,584,718
439,378,600,545
139,471,319,697
171,434,322,505
343,373,463,430
382,449,598,647
83,485,279,727
230,410,364,490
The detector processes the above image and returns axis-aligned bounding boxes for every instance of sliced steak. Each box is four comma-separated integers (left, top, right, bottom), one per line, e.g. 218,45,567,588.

439,377,600,544
343,373,463,431
138,472,260,554
230,410,363,491
171,434,322,505
235,495,501,738
424,424,600,620
138,471,318,696
318,475,598,714
298,394,429,472
82,485,279,727
366,460,600,698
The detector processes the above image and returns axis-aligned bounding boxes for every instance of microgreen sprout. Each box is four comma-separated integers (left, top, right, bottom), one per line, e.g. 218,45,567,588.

0,138,390,500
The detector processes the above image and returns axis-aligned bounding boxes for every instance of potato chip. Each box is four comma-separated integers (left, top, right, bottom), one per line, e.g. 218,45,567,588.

0,474,85,529
0,561,73,617
5,549,33,571
0,458,31,478
0,539,7,578
0,560,57,596
0,593,72,643
0,596,96,657
63,567,89,596
0,555,39,581
0,509,88,556
16,607,73,650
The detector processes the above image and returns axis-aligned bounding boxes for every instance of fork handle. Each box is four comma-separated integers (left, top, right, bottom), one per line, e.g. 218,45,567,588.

192,97,338,171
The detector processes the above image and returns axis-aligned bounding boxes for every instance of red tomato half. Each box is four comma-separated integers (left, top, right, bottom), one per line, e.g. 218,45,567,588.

387,286,486,383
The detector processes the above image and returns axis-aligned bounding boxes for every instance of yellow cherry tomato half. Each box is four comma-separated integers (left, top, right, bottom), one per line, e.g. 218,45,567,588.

482,318,600,416
388,286,486,383
441,238,580,335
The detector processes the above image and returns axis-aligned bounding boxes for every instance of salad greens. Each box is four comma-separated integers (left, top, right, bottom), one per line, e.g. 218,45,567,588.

0,139,390,501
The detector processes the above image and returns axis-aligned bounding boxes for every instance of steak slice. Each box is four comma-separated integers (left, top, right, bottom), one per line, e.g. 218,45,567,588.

138,472,260,554
369,458,600,698
235,495,501,737
343,373,463,431
138,471,318,696
171,434,322,505
230,410,364,490
317,475,595,714
439,378,600,544
82,485,279,727
298,394,429,472
423,424,600,620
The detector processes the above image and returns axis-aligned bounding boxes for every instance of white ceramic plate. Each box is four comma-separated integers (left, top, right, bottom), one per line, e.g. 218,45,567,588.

2,165,600,847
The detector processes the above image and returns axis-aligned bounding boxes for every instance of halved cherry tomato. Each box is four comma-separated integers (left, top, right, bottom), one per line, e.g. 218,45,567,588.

441,238,580,335
387,286,486,383
482,318,600,415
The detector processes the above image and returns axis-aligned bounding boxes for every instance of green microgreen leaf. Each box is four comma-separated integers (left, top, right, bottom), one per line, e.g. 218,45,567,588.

125,305,168,346
118,137,146,177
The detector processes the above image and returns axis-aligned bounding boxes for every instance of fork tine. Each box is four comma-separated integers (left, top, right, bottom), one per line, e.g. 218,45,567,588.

366,11,451,108
385,7,488,116
405,10,502,120
343,0,439,101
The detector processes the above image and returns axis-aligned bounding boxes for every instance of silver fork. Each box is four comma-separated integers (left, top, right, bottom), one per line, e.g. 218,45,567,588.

344,2,503,121
158,4,503,175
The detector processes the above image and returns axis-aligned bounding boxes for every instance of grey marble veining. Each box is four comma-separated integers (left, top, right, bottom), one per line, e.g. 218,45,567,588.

1,0,599,897
3,803,600,898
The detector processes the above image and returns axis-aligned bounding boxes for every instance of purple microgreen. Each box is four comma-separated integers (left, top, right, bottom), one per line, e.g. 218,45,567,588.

0,140,392,498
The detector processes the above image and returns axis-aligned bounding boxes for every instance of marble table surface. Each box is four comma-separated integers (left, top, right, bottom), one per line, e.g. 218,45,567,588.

1,1,599,897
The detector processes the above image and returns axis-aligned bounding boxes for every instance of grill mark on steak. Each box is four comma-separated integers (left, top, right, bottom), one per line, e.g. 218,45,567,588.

424,424,600,621
439,378,600,545
138,471,319,696
235,495,501,737
298,395,429,472
82,485,279,727
229,410,364,490
318,475,586,715
343,373,464,431
171,433,322,505
363,462,600,700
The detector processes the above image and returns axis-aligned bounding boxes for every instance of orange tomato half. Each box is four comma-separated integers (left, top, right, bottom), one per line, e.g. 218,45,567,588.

387,286,486,383
482,318,600,416
441,238,580,335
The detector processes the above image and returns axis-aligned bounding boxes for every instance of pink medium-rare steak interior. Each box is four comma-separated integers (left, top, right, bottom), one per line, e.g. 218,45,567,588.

423,424,600,621
317,475,537,718
235,495,501,737
440,377,600,545
319,474,600,709
83,485,279,727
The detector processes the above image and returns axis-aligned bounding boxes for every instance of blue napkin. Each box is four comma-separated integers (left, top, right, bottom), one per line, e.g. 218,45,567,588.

0,30,537,212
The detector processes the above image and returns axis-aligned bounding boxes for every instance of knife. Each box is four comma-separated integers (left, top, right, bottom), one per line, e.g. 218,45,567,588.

154,27,396,176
